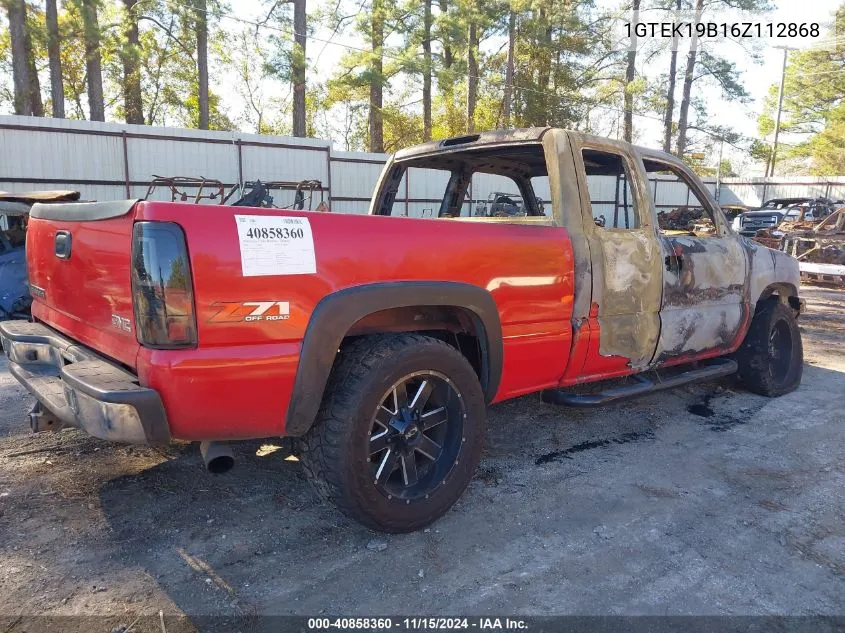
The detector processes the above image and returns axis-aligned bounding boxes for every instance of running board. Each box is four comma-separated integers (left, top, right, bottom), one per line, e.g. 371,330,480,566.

541,358,738,408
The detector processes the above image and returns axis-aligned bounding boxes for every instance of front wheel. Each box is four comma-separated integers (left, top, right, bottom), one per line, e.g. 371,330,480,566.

299,334,486,533
734,300,803,397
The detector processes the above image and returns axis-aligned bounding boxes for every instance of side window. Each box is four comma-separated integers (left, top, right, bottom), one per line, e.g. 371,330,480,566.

581,149,640,229
648,163,719,237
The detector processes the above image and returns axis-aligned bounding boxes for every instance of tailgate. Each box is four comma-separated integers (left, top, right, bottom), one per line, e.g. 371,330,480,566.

26,200,140,368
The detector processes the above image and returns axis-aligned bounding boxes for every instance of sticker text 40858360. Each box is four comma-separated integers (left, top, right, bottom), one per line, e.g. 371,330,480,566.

244,226,305,240
234,215,316,276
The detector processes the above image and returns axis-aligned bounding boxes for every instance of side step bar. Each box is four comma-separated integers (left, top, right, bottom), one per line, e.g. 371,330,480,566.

542,358,738,408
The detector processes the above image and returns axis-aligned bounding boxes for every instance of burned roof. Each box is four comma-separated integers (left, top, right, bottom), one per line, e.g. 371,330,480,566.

394,127,551,161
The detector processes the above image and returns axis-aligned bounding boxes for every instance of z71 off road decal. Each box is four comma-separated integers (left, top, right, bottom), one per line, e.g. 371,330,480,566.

234,215,316,276
209,301,291,323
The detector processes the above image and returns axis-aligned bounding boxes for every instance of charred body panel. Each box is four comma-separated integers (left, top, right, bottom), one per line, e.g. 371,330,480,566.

656,236,748,363
635,149,750,364
745,237,801,308
567,133,663,372
391,127,551,163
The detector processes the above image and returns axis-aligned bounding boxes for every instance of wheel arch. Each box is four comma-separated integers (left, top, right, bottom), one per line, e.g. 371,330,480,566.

284,282,503,436
755,282,802,313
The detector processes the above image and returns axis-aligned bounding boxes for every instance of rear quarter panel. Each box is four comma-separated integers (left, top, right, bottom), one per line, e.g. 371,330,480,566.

135,202,575,440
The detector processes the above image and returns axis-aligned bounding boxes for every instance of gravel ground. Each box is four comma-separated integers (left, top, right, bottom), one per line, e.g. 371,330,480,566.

0,285,843,632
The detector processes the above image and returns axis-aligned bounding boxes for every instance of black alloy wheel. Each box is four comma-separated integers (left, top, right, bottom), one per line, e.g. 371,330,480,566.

368,371,465,502
299,334,487,532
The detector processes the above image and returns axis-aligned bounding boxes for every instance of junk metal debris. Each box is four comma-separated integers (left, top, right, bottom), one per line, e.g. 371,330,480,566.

474,192,528,217
657,207,716,235
754,207,845,287
228,180,325,210
144,176,226,204
144,176,325,211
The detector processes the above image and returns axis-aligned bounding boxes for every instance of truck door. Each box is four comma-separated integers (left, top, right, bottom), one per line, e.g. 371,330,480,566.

567,135,664,374
640,153,749,364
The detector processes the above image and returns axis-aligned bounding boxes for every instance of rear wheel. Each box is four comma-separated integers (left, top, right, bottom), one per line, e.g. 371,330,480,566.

734,300,803,397
299,334,486,533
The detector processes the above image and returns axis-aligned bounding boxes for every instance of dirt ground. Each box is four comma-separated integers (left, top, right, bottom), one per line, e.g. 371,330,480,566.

1,286,844,632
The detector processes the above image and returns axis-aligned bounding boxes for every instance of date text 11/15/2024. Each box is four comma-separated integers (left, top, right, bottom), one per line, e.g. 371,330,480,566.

307,618,528,630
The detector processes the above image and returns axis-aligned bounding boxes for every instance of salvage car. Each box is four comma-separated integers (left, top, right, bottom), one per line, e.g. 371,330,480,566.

781,198,836,224
739,197,838,238
738,197,814,237
0,129,804,532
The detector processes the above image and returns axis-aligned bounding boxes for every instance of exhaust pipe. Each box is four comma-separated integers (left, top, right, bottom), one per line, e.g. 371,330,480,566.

200,441,235,474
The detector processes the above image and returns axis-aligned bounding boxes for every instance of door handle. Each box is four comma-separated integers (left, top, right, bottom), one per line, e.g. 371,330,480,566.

55,231,72,259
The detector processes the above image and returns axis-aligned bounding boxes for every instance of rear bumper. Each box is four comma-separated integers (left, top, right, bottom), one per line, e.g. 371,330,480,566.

0,321,170,445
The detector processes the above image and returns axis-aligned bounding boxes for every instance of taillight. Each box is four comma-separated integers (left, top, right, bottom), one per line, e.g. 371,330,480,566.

131,222,197,348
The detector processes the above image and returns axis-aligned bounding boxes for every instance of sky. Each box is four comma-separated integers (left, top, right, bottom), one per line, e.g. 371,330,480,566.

0,0,830,174
210,0,841,176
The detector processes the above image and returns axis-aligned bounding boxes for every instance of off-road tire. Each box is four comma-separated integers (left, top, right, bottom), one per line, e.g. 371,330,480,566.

298,334,486,533
734,300,803,397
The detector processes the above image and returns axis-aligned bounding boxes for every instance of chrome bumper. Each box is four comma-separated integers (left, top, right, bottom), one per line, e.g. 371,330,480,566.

0,321,170,445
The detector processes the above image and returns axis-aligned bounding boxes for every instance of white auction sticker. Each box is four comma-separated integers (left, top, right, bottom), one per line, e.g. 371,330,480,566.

234,214,316,276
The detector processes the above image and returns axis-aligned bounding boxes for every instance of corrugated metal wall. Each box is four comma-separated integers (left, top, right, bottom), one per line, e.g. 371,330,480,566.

3,116,843,215
718,178,845,206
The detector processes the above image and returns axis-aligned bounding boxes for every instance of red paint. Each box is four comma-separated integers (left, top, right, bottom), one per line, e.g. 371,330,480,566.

28,201,575,439
560,303,634,386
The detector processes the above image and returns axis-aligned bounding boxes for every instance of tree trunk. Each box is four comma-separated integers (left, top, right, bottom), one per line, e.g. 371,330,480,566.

121,0,144,124
422,0,432,141
6,0,32,115
439,0,452,71
195,0,209,129
292,0,307,137
45,0,65,118
6,0,43,116
623,0,640,143
676,0,703,156
502,9,515,128
466,19,478,133
23,11,43,116
81,0,105,121
662,0,681,153
369,0,384,152
536,9,552,124
438,0,458,134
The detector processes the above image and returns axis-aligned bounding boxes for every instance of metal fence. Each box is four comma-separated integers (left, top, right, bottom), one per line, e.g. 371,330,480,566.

717,178,845,206
2,116,843,216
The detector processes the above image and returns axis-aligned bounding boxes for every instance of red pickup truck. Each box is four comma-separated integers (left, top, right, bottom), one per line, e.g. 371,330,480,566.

1,128,804,532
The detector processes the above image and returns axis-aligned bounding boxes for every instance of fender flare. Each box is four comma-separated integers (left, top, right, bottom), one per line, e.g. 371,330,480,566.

756,281,799,304
284,281,503,436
